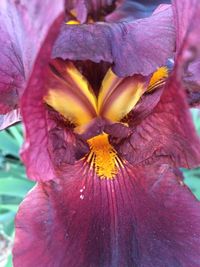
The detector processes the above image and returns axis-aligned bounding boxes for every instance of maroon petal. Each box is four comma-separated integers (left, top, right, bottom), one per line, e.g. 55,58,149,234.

184,58,200,107
172,0,200,53
20,4,65,182
172,0,200,104
13,163,200,267
115,73,200,168
65,0,115,23
0,0,65,119
53,5,175,77
0,0,25,114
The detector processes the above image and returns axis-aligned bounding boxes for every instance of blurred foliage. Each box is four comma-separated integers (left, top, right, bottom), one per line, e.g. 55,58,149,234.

184,109,200,200
0,124,35,267
0,109,199,266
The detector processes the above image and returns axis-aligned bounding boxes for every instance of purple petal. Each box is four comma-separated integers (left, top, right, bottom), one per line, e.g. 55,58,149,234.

0,109,21,131
184,58,200,106
187,92,200,108
106,1,171,22
20,4,65,182
53,5,175,77
172,0,200,53
172,0,200,103
0,0,25,114
0,0,64,118
115,73,200,168
13,163,200,267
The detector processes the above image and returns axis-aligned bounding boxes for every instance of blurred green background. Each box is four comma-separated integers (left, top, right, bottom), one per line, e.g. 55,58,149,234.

0,124,35,267
0,109,200,267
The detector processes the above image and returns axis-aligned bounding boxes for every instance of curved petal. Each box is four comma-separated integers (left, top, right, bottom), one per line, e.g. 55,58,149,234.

53,5,175,77
20,4,65,182
14,163,200,267
106,1,171,22
0,0,65,117
115,72,200,168
0,109,21,131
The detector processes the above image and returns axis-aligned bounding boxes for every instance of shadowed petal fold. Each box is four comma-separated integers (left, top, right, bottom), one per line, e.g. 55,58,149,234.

172,0,200,53
53,5,175,77
20,4,65,182
14,163,200,267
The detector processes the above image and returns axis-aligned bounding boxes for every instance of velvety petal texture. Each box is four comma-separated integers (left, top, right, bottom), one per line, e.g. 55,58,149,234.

20,4,65,181
65,0,115,23
11,1,200,267
14,163,200,267
106,0,171,22
53,5,175,77
172,0,200,53
0,0,65,126
0,0,25,114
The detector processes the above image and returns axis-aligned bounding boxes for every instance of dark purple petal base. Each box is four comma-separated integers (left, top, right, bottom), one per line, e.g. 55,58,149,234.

14,163,200,267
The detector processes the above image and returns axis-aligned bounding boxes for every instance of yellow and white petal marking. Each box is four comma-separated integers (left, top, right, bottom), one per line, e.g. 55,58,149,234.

147,66,169,92
87,134,122,179
44,62,97,126
98,69,147,122
66,63,97,113
97,68,123,112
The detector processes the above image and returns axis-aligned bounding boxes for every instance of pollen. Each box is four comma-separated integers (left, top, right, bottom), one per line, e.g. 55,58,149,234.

87,134,121,179
147,66,168,92
66,20,80,25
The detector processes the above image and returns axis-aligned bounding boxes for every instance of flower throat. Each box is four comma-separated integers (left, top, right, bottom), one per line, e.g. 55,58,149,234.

44,62,168,179
87,134,121,179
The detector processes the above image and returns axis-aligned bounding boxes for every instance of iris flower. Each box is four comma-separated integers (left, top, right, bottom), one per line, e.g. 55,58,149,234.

1,0,200,266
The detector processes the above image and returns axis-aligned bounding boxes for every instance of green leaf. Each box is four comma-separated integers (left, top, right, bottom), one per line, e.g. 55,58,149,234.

0,162,27,180
0,211,14,222
5,254,13,267
8,126,23,147
191,108,200,135
0,178,34,198
0,131,19,157
0,204,19,212
0,211,15,236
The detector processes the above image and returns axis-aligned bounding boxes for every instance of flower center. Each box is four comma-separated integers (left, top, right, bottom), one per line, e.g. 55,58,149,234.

45,63,148,130
87,134,122,179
